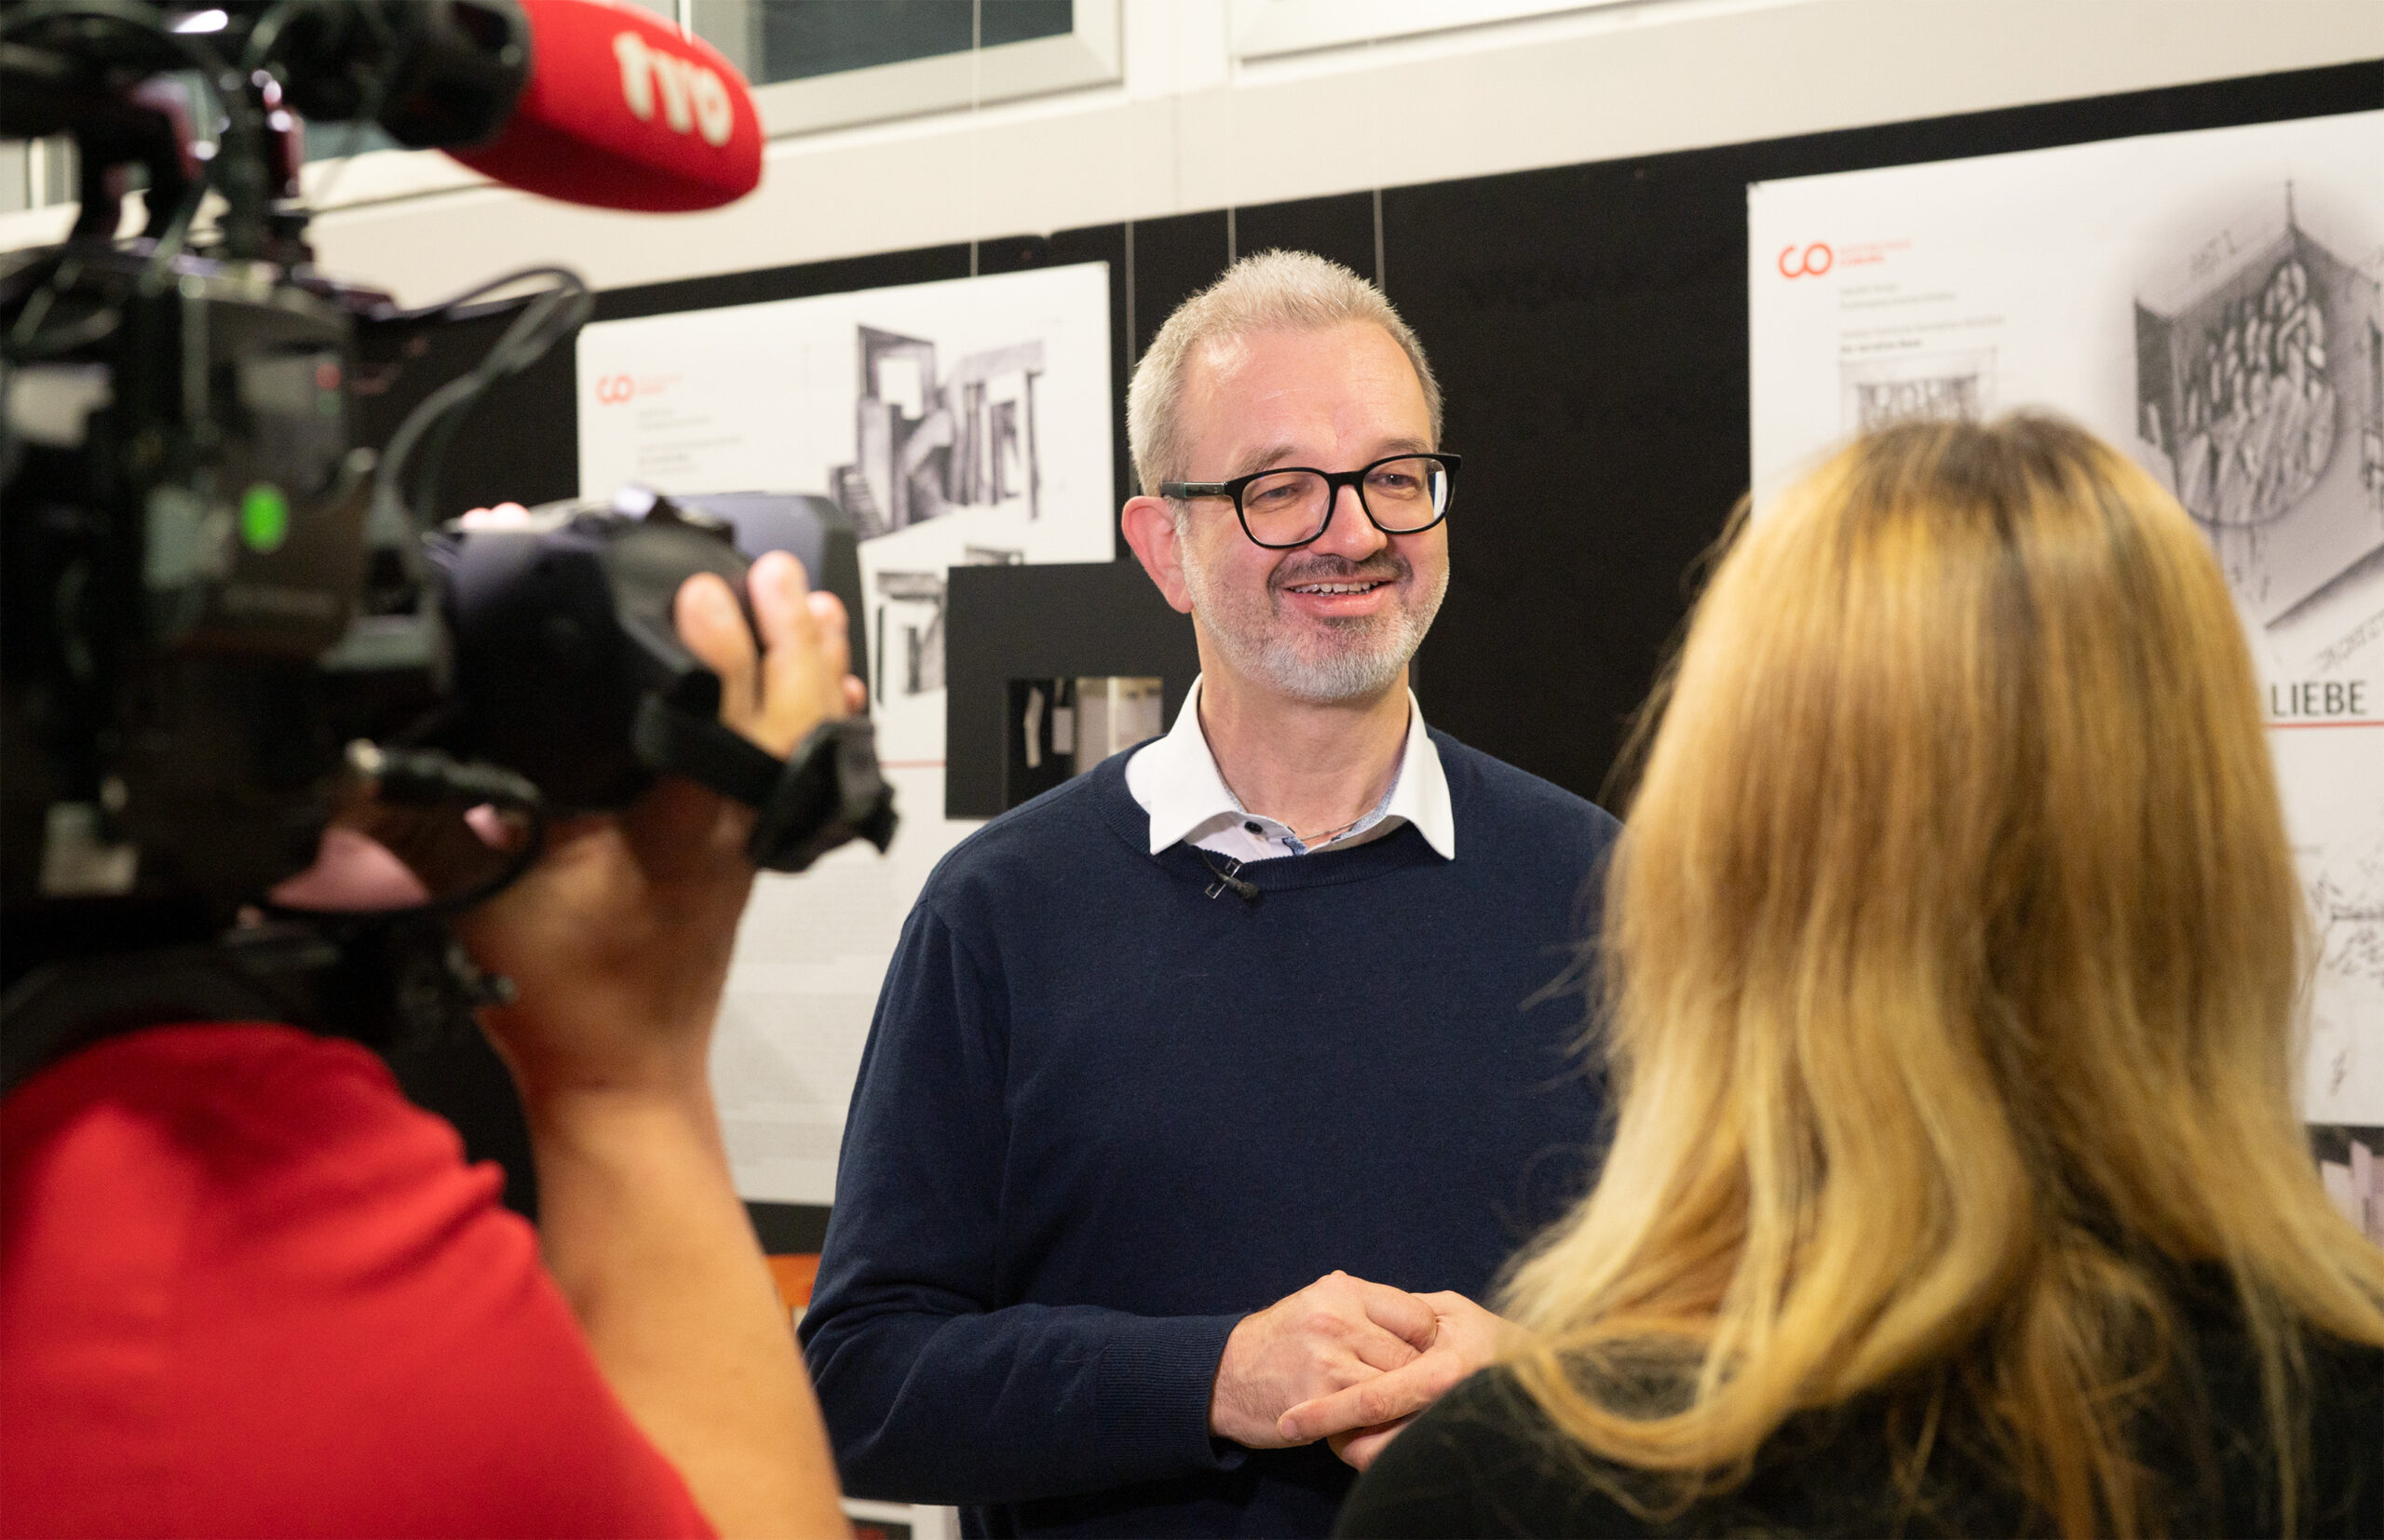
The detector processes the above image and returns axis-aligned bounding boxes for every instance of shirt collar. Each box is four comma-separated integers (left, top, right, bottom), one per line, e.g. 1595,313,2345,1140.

1124,676,1456,859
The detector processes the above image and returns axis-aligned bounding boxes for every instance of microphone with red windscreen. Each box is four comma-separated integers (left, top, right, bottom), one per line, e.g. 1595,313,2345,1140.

445,0,763,212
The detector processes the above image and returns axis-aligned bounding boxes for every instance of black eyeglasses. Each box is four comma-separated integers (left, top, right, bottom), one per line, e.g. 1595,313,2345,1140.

1159,453,1461,549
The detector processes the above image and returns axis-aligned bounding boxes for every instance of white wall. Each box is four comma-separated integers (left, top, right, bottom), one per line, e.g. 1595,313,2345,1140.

3,1,2378,305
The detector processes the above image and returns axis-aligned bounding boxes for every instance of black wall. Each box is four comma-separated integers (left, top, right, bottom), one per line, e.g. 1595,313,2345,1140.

375,60,2382,1226
945,562,1202,816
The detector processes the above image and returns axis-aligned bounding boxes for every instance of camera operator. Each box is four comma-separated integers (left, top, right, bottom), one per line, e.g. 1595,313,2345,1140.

1,544,855,1539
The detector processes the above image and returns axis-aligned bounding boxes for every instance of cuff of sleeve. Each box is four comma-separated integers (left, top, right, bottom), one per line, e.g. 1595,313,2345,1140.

1096,1312,1249,1478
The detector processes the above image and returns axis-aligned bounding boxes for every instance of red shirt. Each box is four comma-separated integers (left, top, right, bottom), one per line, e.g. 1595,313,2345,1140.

1,1022,715,1539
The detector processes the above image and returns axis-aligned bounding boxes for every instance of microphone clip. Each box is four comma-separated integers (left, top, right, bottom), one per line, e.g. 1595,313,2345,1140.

1199,852,1261,905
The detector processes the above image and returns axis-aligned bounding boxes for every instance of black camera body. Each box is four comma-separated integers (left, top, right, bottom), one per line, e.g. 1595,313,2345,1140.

1,2,893,1028
437,502,757,811
3,250,384,915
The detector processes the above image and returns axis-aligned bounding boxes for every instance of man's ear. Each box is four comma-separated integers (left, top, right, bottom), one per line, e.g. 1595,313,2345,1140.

1121,496,1195,615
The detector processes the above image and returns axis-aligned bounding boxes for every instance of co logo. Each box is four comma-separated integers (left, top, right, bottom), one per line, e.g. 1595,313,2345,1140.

595,373,635,405
1777,242,1834,278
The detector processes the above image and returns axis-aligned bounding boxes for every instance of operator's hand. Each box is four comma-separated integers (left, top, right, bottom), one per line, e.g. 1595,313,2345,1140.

417,513,860,1540
1207,1272,1439,1450
1277,1291,1509,1470
458,541,861,1098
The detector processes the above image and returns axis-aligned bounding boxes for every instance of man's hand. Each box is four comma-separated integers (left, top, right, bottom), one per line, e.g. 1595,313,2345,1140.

1277,1291,1507,1471
1208,1272,1440,1449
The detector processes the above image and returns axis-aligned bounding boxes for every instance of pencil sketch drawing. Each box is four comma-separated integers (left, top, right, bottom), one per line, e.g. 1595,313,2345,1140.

2134,186,2384,624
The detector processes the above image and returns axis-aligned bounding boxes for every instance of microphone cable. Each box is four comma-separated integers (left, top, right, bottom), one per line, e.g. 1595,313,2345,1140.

372,263,594,549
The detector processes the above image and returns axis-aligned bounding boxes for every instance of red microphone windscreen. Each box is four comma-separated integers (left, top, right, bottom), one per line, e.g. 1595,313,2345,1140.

447,0,763,213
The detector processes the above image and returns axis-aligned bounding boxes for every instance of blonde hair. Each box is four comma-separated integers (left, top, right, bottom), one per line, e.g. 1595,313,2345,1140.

1501,414,2384,1536
1125,250,1442,497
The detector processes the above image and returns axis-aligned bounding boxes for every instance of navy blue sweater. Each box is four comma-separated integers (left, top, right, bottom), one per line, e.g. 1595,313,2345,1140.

801,734,1619,1537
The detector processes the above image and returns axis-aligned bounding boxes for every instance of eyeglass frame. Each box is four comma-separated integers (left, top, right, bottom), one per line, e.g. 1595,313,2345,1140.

1158,452,1463,550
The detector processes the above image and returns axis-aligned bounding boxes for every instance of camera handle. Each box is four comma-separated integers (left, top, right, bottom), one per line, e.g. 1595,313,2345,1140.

630,698,899,873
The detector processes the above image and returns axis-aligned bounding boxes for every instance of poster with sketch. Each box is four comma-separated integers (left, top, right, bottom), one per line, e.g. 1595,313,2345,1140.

576,263,1115,763
575,263,1115,1202
1748,111,2384,1127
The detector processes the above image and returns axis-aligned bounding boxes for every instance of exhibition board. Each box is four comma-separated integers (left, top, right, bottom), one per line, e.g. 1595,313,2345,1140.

358,59,2382,1232
1746,113,2383,1145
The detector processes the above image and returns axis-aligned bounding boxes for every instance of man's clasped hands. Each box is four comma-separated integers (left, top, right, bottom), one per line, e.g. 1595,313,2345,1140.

1209,1272,1508,1471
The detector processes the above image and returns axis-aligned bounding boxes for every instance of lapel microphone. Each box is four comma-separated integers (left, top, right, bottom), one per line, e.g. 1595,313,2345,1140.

1199,852,1261,904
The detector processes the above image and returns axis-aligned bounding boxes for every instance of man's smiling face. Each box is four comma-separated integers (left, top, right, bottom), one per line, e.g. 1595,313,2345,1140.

1172,320,1449,706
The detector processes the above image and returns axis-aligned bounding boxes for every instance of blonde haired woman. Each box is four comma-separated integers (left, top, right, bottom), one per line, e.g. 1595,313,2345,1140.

1336,415,2384,1538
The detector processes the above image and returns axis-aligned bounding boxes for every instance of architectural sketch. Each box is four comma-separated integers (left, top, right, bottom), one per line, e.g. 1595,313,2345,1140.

576,259,1110,770
874,571,948,698
833,328,1045,538
1839,350,1995,434
872,546,1023,702
2134,189,2384,623
1752,112,2384,1128
2314,837,2384,991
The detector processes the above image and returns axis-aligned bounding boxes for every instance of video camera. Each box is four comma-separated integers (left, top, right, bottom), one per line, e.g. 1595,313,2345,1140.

0,0,895,1074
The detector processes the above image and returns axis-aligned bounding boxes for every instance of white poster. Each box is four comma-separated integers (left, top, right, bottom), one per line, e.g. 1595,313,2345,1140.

576,263,1117,1202
1748,112,2384,1130
706,767,977,1205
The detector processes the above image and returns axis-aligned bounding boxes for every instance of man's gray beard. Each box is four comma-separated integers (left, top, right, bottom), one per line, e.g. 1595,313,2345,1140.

1178,536,1446,706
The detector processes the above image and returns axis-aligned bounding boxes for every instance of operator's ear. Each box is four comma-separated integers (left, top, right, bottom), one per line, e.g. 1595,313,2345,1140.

1120,496,1195,615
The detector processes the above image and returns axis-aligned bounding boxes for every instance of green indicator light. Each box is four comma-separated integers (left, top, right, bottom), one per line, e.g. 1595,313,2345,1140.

239,483,290,553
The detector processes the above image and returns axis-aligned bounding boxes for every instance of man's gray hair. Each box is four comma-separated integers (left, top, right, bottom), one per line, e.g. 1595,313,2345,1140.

1126,250,1443,498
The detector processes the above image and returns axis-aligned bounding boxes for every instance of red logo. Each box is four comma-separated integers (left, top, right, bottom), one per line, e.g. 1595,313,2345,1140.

1777,242,1834,278
615,32,736,146
595,373,634,405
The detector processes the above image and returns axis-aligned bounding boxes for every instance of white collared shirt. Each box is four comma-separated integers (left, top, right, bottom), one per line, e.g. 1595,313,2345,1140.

1123,676,1456,863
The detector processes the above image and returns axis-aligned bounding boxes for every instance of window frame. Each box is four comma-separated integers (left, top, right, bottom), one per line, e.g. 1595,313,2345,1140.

1229,0,1637,61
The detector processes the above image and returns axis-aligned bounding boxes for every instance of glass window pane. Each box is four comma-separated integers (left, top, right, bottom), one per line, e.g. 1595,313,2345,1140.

981,1,1074,48
760,1,974,86
296,4,1088,158
690,0,763,81
697,2,1078,89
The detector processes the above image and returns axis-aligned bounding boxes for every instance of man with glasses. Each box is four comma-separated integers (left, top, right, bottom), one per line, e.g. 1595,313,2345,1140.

803,251,1619,1537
